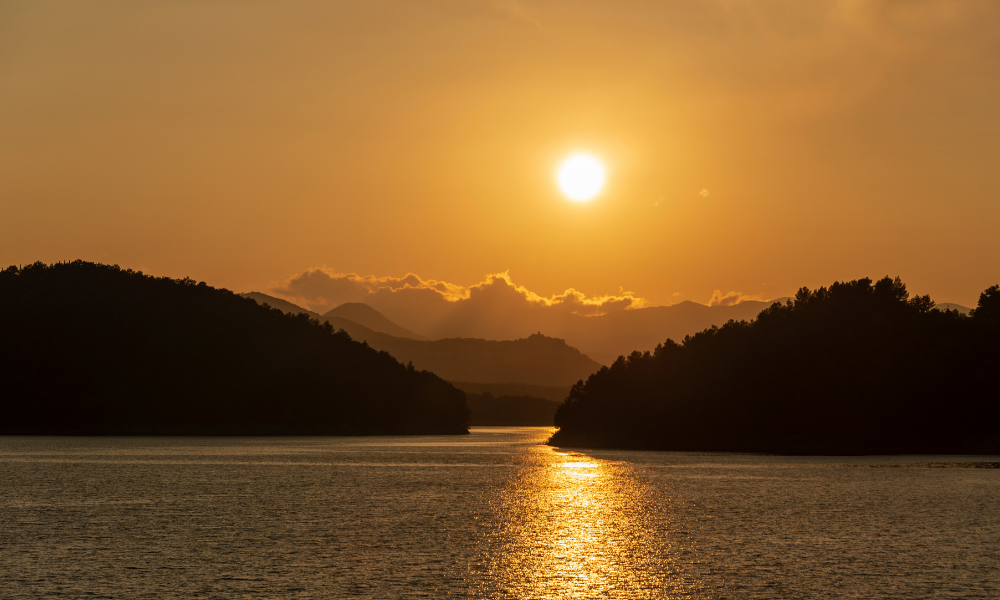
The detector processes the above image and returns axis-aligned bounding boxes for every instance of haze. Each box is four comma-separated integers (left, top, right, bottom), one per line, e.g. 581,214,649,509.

2,0,998,308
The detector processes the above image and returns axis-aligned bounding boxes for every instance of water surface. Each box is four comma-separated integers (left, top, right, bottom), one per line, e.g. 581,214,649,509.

2,428,998,598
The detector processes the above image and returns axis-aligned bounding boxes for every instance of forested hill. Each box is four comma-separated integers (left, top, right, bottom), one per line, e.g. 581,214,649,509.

550,277,1000,455
0,261,468,435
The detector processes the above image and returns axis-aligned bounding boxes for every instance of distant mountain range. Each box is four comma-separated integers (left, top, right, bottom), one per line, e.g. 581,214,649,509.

250,291,797,364
365,295,790,365
243,290,974,392
363,294,975,363
245,293,600,387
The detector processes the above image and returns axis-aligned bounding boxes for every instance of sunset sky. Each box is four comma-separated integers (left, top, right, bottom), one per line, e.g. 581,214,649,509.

3,0,998,309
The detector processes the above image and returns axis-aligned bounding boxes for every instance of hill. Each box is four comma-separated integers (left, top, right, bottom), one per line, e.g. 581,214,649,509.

321,302,426,340
550,278,1000,454
937,302,973,315
467,393,560,426
324,319,601,387
376,334,600,387
449,381,571,403
0,261,468,435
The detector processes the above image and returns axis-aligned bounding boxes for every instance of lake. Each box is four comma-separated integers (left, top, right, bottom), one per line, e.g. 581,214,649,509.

2,427,998,598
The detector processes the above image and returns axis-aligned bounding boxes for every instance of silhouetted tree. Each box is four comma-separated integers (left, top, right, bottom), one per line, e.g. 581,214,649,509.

973,285,1000,327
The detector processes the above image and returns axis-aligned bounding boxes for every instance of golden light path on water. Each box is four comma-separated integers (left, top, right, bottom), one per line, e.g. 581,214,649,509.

4,430,1000,597
474,436,703,599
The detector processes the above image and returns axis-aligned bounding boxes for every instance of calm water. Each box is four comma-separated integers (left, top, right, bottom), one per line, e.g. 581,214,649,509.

1,428,999,599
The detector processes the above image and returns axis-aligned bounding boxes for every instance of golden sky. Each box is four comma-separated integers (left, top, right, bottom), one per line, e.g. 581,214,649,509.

2,0,998,308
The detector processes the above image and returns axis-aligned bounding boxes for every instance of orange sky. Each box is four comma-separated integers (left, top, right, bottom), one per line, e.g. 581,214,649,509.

2,0,998,308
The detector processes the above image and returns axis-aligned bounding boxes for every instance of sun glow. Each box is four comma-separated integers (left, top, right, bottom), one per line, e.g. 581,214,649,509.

557,154,605,201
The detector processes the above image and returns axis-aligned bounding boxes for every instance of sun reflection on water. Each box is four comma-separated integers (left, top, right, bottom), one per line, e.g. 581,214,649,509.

476,446,701,599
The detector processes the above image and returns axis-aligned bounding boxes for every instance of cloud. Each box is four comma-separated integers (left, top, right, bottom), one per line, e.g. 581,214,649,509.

270,267,645,318
469,272,643,316
707,290,763,307
269,267,466,312
269,267,779,345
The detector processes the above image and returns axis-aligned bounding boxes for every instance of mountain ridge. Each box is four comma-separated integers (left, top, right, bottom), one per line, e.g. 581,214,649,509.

321,302,426,340
357,294,792,363
257,288,797,362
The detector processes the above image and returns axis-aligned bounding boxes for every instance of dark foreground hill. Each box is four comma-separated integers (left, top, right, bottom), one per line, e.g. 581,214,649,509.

0,262,468,435
550,277,1000,455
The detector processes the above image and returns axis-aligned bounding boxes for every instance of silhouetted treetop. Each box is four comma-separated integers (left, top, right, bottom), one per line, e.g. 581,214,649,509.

974,284,1000,326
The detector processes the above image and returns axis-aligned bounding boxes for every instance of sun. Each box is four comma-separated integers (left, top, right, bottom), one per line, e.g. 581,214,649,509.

557,154,605,201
